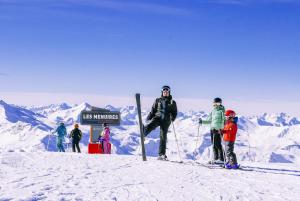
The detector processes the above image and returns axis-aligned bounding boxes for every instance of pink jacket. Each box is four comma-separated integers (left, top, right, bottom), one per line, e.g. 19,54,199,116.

100,128,110,142
100,128,111,154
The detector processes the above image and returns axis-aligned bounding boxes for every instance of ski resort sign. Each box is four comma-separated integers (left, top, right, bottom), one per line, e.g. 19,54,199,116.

80,111,121,126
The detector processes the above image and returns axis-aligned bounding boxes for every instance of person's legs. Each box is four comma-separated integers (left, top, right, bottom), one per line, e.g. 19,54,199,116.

57,137,60,152
60,139,65,152
72,141,76,152
215,130,224,161
227,142,237,164
57,138,64,152
159,122,170,156
144,118,160,136
76,142,81,153
225,141,230,163
211,130,223,161
211,130,219,160
103,141,110,154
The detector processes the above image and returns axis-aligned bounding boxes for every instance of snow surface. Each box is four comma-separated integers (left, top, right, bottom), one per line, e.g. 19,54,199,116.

1,152,299,201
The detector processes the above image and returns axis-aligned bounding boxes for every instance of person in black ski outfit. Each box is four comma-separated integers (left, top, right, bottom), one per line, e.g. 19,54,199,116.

69,124,82,153
144,85,177,160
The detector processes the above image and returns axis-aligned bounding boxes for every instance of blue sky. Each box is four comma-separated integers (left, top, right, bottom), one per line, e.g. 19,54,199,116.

0,0,300,114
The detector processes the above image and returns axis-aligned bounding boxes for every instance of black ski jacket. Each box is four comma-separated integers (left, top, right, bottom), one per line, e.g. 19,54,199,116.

147,95,177,122
70,128,82,142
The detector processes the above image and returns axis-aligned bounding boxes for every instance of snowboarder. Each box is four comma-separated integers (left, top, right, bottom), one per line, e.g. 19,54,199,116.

144,85,178,160
199,98,225,164
69,123,82,153
53,122,67,152
99,123,111,154
222,110,239,169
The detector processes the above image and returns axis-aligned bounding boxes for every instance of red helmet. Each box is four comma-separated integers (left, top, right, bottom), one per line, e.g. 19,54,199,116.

225,110,236,117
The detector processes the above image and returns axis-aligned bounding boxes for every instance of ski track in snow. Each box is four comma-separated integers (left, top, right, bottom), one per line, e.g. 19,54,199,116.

0,152,299,201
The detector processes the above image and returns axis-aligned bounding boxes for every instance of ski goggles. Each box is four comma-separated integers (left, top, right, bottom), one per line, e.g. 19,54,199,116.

162,88,170,92
213,102,222,106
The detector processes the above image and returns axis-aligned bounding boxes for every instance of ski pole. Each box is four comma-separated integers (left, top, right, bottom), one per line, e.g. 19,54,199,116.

170,115,182,162
246,129,252,162
177,121,184,152
220,130,227,167
66,138,69,152
47,130,52,151
194,123,201,157
211,131,215,164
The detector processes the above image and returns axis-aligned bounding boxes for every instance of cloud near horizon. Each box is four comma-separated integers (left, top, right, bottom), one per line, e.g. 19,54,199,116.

1,92,300,117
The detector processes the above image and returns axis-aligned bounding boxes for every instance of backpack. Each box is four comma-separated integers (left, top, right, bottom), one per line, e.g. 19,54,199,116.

233,117,239,124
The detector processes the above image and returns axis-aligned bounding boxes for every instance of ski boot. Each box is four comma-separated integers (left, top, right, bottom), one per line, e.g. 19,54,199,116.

224,162,232,169
231,163,240,169
157,155,168,161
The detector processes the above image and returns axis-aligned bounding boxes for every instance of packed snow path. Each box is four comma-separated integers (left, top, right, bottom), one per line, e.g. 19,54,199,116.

1,152,299,201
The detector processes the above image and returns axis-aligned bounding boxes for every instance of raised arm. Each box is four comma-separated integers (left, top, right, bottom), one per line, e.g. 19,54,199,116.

202,112,212,125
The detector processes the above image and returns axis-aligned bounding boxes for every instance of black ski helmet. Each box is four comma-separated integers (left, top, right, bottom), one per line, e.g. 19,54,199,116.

213,97,222,103
161,85,171,95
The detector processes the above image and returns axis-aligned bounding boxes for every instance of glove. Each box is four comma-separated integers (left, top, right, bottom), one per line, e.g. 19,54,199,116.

146,115,152,121
199,118,202,125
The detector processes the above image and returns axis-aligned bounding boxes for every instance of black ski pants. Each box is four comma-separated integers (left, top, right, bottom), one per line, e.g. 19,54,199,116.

225,141,237,165
145,118,171,156
210,129,224,161
72,140,81,153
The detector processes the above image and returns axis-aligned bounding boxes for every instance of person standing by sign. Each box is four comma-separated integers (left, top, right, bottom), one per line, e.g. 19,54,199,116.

144,85,178,160
99,123,111,154
69,123,82,153
53,122,67,152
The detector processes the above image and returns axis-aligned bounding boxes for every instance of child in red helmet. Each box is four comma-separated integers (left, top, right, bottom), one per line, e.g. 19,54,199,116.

223,110,239,169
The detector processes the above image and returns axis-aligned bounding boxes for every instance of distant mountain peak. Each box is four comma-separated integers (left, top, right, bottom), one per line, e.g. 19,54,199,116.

105,105,120,111
0,100,7,105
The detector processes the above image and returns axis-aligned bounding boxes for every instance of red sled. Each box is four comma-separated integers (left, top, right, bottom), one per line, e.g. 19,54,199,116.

88,143,111,154
88,143,103,154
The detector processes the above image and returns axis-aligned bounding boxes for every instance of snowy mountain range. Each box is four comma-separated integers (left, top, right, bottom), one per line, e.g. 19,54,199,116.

0,100,299,164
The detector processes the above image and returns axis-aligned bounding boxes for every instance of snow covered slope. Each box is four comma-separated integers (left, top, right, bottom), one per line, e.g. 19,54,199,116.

0,100,300,164
0,100,52,152
0,152,299,201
